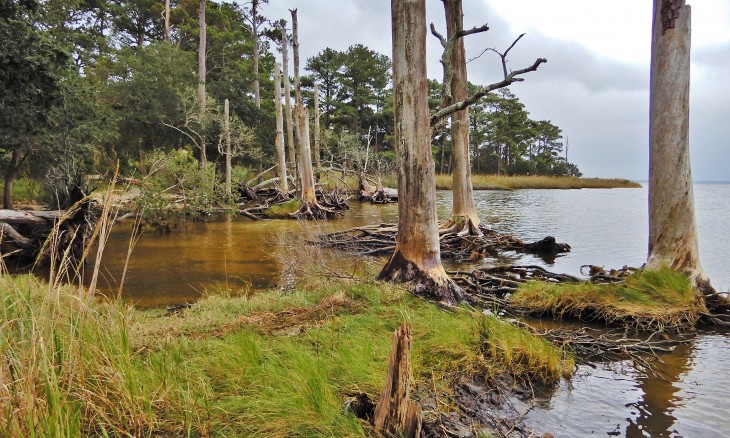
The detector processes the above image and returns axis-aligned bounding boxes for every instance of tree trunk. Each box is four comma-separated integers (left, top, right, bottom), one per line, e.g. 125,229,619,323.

163,0,171,42
197,0,207,167
373,323,422,438
313,83,322,179
274,63,289,193
378,0,464,304
440,0,483,236
290,9,303,189
298,108,316,204
224,98,232,195
647,0,710,292
3,149,23,209
252,0,261,109
282,30,296,179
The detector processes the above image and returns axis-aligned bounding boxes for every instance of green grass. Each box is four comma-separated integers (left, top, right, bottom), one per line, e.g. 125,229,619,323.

512,268,702,329
435,174,641,190
266,198,301,217
1,270,573,437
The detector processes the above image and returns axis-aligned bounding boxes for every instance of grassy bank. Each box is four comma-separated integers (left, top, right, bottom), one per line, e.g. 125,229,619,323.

435,174,641,190
1,271,573,437
512,268,703,330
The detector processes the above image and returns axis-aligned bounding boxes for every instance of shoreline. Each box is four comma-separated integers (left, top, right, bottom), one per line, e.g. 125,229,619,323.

435,174,642,190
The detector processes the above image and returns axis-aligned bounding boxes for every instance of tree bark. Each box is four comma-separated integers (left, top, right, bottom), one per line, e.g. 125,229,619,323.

252,0,261,109
440,0,483,236
378,0,464,304
290,9,304,190
224,98,232,194
646,0,710,292
274,63,289,193
163,0,171,42
282,29,296,179
373,323,422,438
197,0,207,167
298,108,316,204
313,82,322,179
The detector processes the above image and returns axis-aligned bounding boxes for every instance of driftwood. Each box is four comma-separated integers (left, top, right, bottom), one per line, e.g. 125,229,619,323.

315,224,569,262
359,175,398,204
0,209,65,224
374,323,422,438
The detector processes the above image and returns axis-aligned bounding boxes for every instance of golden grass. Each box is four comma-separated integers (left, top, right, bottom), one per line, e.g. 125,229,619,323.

435,174,642,190
512,268,703,330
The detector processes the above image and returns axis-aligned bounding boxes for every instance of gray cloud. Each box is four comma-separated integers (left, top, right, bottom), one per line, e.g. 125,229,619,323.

256,0,729,181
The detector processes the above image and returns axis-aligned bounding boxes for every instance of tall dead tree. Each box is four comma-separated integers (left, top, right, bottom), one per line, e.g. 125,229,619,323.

647,0,711,293
281,24,296,179
163,0,171,42
313,82,322,177
251,0,261,108
378,0,463,303
430,0,546,237
197,0,207,166
224,99,232,194
438,0,482,236
289,8,332,219
274,63,289,193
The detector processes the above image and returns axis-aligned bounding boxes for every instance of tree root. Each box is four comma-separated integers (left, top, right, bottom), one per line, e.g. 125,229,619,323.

315,223,569,262
290,201,338,220
378,251,466,305
439,215,483,237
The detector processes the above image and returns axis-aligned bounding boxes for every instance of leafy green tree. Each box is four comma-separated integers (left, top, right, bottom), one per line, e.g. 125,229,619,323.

1,0,68,207
305,47,344,129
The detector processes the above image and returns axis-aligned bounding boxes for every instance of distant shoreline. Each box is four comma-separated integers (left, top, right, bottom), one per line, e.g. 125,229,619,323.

435,174,642,190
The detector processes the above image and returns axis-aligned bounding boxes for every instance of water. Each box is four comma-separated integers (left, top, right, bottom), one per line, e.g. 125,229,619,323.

98,183,730,437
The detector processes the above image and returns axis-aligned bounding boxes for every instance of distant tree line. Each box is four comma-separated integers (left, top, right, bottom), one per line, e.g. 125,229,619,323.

0,0,580,208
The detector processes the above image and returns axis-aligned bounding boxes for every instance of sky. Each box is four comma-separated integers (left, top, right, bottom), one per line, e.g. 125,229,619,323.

258,0,730,180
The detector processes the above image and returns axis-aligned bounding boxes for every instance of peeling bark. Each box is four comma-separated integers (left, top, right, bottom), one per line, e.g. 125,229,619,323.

274,63,289,193
197,0,207,167
378,0,464,304
282,29,296,179
646,0,711,293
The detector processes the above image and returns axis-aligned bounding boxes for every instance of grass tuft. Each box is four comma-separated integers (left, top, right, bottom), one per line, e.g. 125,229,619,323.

512,268,702,330
266,198,301,217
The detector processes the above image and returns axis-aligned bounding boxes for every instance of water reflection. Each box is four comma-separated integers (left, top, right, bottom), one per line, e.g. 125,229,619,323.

625,345,692,438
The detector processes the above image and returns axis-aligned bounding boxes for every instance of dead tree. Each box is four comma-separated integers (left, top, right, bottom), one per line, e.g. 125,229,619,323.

281,25,297,179
287,8,335,218
378,0,464,304
197,0,207,166
274,63,289,193
163,0,171,42
313,82,322,178
373,323,422,438
430,0,546,236
224,99,232,194
647,0,712,294
251,0,261,109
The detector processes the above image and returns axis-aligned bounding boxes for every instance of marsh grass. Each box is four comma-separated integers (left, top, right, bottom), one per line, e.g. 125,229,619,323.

2,219,573,437
265,197,301,217
435,174,641,190
512,268,702,330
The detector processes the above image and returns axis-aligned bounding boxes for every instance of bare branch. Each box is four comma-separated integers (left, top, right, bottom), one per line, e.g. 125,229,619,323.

430,23,447,48
456,23,489,39
431,57,547,125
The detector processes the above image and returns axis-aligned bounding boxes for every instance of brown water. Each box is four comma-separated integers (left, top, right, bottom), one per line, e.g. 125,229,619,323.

97,184,729,437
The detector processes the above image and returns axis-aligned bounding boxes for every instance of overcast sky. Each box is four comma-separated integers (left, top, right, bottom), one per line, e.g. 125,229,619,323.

257,0,730,180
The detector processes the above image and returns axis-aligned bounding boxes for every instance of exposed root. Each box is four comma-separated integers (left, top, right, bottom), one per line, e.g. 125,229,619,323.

439,215,483,237
315,223,569,262
290,200,338,220
378,251,466,305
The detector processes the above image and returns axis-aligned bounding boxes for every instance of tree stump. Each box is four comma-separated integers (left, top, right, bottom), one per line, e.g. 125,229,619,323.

374,323,422,437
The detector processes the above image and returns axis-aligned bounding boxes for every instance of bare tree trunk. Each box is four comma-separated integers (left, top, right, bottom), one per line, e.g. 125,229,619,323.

298,108,316,204
282,29,296,180
252,0,261,109
197,0,207,167
224,99,232,194
378,0,464,304
647,0,711,292
313,82,322,179
163,0,171,42
290,9,302,109
440,0,482,236
274,63,289,193
373,323,422,438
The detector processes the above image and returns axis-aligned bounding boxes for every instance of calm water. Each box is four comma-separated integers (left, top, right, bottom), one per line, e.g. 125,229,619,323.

99,183,730,437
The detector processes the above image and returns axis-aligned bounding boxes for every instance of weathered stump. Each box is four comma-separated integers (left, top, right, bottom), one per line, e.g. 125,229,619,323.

374,323,422,438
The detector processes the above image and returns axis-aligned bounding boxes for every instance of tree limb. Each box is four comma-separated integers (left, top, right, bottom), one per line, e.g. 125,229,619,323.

431,31,546,125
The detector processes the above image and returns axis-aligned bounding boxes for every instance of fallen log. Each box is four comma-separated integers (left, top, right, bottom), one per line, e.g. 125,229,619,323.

0,209,65,224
